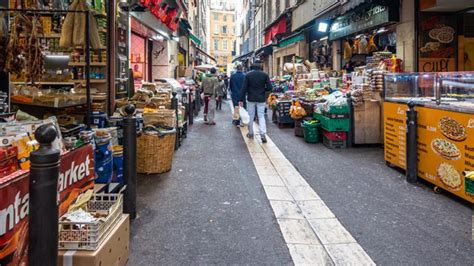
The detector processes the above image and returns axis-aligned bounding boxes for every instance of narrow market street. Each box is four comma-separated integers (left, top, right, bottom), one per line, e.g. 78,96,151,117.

130,104,474,265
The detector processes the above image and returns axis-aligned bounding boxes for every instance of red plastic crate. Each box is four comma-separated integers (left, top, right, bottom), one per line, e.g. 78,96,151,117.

322,129,347,141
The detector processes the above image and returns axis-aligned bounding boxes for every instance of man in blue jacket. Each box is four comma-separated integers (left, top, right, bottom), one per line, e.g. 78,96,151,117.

229,64,246,126
239,62,272,143
229,64,245,107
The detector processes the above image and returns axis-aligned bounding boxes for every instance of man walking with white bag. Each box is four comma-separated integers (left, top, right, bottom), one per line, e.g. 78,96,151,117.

239,62,273,143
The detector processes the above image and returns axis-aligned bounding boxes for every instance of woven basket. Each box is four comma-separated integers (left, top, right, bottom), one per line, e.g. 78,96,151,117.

137,132,176,174
143,109,176,127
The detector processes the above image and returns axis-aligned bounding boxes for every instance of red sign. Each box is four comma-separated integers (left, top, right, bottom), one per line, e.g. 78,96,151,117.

0,171,29,266
58,144,95,217
0,144,94,265
140,0,180,31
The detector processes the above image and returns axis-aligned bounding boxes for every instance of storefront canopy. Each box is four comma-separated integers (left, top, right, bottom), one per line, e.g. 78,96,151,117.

255,44,274,57
195,46,216,63
264,18,287,45
232,51,254,63
189,32,202,46
278,32,305,48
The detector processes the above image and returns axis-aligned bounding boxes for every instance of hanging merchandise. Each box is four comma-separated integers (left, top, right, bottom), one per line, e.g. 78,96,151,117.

343,40,352,60
25,17,44,85
358,36,368,54
367,35,378,53
5,14,27,76
0,11,8,72
352,38,360,55
60,0,101,49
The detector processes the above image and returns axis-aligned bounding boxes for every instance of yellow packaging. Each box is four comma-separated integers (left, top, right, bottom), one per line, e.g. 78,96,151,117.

12,133,39,170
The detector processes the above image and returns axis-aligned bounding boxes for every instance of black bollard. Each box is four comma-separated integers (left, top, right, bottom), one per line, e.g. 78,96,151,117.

123,104,137,219
406,101,418,183
172,92,179,150
29,124,60,266
188,89,194,125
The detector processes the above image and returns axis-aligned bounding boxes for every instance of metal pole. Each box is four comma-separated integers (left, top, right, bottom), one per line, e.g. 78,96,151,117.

188,88,194,125
406,101,418,183
123,104,137,219
85,10,92,129
29,125,60,266
172,92,179,150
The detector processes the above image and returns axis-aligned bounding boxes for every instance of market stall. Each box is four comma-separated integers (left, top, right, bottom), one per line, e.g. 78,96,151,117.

384,71,474,203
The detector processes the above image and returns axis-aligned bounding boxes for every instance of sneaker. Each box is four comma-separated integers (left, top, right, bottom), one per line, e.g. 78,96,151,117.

261,135,267,143
210,122,216,125
246,133,254,139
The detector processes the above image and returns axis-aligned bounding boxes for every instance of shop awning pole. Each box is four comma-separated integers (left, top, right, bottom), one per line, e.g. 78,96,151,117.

85,11,92,129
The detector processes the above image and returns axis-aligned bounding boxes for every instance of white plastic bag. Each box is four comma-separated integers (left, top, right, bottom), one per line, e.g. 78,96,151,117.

239,108,250,125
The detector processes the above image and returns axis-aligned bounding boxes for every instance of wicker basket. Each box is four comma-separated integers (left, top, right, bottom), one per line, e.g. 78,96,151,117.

137,131,176,174
143,109,176,127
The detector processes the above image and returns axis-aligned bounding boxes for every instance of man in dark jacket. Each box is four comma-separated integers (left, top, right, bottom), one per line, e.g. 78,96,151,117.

229,64,245,107
239,62,273,143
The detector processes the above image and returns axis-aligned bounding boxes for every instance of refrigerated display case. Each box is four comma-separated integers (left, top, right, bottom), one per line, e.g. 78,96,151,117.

384,72,474,203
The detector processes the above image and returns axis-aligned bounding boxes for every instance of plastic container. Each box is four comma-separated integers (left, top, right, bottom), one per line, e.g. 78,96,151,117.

326,105,349,114
94,137,113,184
302,121,320,143
91,112,107,128
323,136,347,149
58,194,123,250
320,115,350,132
322,129,347,141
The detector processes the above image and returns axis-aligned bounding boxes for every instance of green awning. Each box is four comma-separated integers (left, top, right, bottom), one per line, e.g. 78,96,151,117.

278,33,305,48
189,33,201,46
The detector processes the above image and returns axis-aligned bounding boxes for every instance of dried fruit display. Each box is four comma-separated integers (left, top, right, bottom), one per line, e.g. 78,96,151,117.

25,16,44,85
5,14,27,76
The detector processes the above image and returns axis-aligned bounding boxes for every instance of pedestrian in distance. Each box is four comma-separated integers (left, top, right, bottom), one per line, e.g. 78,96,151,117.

239,62,273,143
230,64,246,126
201,68,219,125
216,74,226,111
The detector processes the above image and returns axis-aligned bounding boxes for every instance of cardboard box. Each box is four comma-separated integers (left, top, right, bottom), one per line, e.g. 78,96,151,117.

58,214,130,266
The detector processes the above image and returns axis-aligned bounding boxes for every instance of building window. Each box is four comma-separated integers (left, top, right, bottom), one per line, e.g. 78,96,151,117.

214,40,219,50
285,0,290,9
222,25,227,34
214,13,218,20
214,26,219,34
223,15,227,22
223,40,228,50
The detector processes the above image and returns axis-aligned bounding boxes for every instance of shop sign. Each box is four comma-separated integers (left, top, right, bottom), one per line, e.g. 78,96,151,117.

419,58,456,72
0,145,94,265
417,13,457,72
139,0,180,31
329,4,398,40
0,171,29,266
58,144,95,217
384,101,474,203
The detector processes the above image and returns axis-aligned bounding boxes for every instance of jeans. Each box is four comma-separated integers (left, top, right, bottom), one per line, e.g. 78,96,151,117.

207,96,216,123
247,102,266,136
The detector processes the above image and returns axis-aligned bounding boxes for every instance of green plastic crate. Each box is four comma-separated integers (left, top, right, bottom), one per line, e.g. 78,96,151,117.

327,105,349,114
301,122,320,143
320,115,350,132
313,112,323,121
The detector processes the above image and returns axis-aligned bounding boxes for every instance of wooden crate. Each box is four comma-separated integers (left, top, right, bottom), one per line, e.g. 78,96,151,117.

353,100,382,144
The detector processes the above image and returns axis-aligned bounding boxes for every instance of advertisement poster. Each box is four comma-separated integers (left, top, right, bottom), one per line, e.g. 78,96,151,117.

58,144,95,217
0,171,29,266
0,144,95,265
384,102,408,169
418,13,457,72
384,102,474,202
416,107,474,202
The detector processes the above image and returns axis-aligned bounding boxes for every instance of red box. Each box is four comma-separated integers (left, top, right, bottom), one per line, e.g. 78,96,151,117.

322,129,347,141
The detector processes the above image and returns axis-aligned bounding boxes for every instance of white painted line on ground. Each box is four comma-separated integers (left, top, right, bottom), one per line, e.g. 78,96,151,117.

229,101,375,265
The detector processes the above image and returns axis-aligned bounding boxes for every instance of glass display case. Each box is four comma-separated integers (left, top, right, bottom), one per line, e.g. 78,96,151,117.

384,72,474,113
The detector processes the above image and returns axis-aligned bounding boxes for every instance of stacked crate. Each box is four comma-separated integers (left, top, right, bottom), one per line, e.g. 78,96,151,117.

319,105,349,149
276,100,294,127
